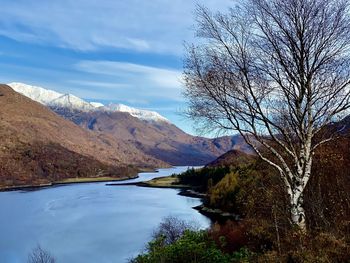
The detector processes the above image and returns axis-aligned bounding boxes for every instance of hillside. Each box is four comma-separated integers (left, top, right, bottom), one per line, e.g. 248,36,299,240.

8,82,251,166
54,109,250,165
0,85,165,188
206,149,255,168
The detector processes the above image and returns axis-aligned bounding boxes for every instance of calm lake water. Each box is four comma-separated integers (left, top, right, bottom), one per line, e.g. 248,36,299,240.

0,166,210,263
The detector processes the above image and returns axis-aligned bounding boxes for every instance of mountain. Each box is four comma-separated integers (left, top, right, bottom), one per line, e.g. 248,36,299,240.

64,111,252,165
9,82,63,105
58,110,239,165
8,82,170,122
104,103,169,122
0,84,166,188
7,82,251,166
206,149,256,168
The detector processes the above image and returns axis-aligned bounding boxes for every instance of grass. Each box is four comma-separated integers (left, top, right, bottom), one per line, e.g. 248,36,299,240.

56,176,136,184
142,175,190,188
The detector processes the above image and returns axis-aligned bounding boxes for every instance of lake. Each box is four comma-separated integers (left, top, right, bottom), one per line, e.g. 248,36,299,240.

0,166,210,263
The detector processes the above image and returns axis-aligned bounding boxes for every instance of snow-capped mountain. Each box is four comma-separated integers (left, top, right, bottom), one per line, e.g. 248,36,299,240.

104,103,169,122
7,82,168,122
8,82,94,112
9,82,62,105
49,94,95,112
90,102,104,108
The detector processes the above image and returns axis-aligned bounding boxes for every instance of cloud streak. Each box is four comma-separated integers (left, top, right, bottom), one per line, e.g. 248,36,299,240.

68,80,130,89
75,60,183,90
0,0,232,54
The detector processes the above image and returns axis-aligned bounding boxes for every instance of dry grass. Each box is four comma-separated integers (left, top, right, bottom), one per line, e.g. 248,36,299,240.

56,176,133,184
143,175,190,188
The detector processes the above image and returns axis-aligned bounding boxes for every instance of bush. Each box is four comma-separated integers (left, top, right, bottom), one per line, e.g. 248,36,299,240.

131,230,236,263
152,216,198,245
130,217,253,263
209,221,248,253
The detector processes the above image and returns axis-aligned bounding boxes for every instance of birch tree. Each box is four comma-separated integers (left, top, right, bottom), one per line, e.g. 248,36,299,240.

184,0,350,231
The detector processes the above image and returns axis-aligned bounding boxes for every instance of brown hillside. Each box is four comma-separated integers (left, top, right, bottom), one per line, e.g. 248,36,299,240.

206,149,256,168
0,85,165,188
54,109,251,165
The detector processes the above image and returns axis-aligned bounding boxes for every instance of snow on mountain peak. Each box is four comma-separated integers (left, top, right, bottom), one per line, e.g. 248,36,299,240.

8,82,62,105
8,82,94,112
90,102,104,108
48,94,95,111
104,103,169,123
7,82,169,122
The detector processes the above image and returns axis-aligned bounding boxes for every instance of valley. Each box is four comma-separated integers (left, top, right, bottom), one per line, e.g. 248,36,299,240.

0,83,249,189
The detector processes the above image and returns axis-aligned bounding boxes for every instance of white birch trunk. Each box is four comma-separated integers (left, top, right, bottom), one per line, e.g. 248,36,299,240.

290,191,306,231
288,154,313,232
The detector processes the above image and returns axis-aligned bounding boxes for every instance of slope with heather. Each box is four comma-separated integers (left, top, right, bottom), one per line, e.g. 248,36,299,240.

8,82,251,166
60,109,250,165
0,85,166,188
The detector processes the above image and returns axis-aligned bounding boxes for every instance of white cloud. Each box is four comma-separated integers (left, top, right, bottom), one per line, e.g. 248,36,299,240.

68,80,130,89
75,60,182,90
72,60,186,102
0,0,233,54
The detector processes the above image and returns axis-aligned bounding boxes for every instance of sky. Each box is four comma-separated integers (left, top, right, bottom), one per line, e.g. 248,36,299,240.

0,0,233,135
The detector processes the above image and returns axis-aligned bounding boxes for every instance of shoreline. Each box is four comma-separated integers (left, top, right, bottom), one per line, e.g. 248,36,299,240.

0,167,164,192
109,174,240,223
1,168,240,223
106,174,190,189
0,174,139,192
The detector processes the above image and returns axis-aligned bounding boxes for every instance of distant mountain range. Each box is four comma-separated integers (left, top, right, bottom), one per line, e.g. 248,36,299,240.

0,84,165,188
0,82,251,188
9,82,170,122
8,82,251,166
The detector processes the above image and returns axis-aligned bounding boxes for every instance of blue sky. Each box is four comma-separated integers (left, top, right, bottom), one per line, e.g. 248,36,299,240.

0,0,232,135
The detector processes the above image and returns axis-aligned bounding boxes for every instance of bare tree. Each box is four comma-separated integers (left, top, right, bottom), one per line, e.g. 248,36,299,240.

152,216,198,245
184,0,350,231
27,245,55,263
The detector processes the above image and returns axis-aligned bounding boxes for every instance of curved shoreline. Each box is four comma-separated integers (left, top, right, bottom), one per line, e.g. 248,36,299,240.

0,174,139,192
109,174,240,223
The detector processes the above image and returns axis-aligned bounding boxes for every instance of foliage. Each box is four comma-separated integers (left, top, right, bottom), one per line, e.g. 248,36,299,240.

177,167,230,192
130,229,252,263
152,216,198,245
173,147,350,261
208,171,239,212
209,221,248,254
130,216,255,263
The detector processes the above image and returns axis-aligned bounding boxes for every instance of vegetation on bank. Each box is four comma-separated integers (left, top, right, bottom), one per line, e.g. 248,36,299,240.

138,174,189,188
56,176,136,184
132,139,350,262
0,141,139,190
130,216,253,263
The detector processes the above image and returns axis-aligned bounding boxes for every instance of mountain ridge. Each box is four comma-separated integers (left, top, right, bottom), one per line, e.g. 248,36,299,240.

8,82,170,122
0,84,169,188
7,82,251,166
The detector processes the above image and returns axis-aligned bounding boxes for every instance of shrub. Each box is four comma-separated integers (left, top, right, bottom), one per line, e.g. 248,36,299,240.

152,216,198,245
131,230,236,263
130,217,253,263
209,221,248,253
